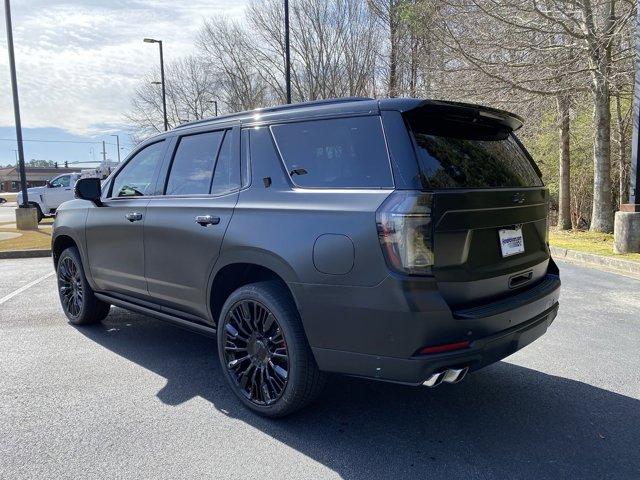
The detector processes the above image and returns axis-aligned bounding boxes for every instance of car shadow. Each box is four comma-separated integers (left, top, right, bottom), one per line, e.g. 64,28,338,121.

77,308,640,480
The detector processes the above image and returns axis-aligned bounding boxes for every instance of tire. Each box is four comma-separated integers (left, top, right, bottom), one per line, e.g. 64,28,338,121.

29,203,43,223
56,246,110,325
217,281,326,417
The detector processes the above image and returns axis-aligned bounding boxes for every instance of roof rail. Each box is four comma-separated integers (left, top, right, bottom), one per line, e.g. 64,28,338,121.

174,97,373,130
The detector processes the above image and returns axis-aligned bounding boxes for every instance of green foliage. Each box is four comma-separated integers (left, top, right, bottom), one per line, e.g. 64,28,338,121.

27,159,56,168
523,100,595,228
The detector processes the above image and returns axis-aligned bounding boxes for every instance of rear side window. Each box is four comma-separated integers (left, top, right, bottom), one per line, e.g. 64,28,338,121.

271,116,393,188
407,115,542,189
166,131,224,195
211,131,240,196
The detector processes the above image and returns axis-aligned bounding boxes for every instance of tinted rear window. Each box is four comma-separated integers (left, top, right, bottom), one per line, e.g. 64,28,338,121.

271,116,393,188
407,115,542,189
166,131,223,195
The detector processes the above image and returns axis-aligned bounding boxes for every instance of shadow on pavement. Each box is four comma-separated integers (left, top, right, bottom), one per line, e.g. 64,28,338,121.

78,308,640,480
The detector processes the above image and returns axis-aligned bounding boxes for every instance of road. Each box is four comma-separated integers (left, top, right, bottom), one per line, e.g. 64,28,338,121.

1,258,639,479
0,202,17,223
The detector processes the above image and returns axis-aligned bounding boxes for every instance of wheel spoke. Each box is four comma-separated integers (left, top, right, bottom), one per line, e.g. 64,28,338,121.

222,299,289,406
58,257,85,318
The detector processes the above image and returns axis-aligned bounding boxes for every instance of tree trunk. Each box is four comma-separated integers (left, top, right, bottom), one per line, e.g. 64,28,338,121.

590,74,614,232
388,2,399,97
556,95,572,230
587,0,615,233
409,32,419,97
615,93,628,206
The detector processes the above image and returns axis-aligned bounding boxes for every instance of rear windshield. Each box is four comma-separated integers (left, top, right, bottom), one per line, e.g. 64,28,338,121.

270,116,393,189
406,115,543,189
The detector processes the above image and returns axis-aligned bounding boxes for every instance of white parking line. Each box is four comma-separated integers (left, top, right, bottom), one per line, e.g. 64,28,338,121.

0,271,55,305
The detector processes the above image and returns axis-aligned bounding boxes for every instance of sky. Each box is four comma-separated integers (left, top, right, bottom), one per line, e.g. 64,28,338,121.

0,0,248,167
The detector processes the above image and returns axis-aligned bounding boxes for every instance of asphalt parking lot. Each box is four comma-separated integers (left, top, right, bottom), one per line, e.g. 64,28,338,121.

1,258,639,479
0,202,17,223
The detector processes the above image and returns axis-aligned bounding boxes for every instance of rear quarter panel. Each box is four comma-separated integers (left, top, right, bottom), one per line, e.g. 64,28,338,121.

221,187,392,287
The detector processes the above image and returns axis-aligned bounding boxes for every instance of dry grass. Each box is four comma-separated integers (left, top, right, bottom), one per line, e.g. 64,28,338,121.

549,228,640,262
0,227,51,251
0,216,53,251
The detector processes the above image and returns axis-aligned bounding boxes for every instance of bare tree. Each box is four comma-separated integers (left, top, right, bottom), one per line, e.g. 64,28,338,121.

415,0,634,232
368,0,403,97
198,17,270,112
412,0,588,229
245,0,379,102
126,56,219,138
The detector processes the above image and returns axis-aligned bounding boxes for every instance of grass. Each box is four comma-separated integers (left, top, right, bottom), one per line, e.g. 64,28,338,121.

0,217,53,251
0,227,51,251
549,228,640,262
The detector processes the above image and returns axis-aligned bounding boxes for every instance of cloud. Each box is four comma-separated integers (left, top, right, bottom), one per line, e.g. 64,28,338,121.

0,0,247,135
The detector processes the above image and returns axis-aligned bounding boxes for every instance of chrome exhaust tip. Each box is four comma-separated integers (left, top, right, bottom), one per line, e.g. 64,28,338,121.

423,367,469,387
423,371,445,387
442,367,468,384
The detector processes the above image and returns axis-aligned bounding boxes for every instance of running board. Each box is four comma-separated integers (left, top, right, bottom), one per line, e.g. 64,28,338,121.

94,292,217,337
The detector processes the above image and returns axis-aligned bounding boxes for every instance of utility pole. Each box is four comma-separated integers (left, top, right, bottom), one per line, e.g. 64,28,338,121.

4,0,29,209
284,0,292,104
111,134,121,162
101,141,107,163
214,100,218,117
144,38,168,131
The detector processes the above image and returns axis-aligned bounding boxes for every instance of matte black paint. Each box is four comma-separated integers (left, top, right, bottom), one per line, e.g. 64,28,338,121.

53,98,560,386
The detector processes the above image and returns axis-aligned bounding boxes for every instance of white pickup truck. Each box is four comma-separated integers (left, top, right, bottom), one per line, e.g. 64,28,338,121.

16,172,82,223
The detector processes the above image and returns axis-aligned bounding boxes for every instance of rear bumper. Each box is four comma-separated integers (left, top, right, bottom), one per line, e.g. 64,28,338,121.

311,303,558,385
291,272,561,384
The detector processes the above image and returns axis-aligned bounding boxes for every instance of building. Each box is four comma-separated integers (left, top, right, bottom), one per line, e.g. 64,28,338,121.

0,166,80,192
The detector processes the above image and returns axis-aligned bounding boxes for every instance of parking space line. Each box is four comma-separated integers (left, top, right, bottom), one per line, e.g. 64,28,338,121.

0,271,55,305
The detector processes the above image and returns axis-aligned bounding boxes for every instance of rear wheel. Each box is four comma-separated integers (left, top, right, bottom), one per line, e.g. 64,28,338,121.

57,247,110,325
29,203,43,223
217,281,326,417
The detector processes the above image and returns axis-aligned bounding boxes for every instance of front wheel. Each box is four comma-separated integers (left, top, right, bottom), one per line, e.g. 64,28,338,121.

57,247,110,325
217,281,326,417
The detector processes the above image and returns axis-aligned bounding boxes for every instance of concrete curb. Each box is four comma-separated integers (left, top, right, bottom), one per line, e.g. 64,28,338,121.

550,245,640,277
0,249,51,259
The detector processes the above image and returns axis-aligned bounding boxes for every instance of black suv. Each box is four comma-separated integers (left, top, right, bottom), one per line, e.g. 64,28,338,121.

53,98,560,417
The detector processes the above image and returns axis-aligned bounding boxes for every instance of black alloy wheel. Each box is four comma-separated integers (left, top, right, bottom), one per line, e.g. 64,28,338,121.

58,255,84,318
56,246,110,325
222,299,289,405
217,281,326,417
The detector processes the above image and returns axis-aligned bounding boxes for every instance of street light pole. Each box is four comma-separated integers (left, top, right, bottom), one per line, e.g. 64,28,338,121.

144,38,168,131
111,134,121,163
4,0,29,207
284,0,292,104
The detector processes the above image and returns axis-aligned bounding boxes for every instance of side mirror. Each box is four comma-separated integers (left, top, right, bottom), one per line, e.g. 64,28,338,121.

75,178,102,206
46,181,52,188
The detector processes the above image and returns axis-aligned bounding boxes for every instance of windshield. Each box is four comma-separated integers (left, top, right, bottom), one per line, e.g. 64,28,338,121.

406,114,543,189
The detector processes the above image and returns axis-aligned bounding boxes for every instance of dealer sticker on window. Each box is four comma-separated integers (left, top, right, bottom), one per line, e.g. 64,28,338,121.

498,227,525,257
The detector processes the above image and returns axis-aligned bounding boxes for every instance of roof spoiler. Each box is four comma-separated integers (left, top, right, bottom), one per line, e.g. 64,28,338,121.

405,100,524,132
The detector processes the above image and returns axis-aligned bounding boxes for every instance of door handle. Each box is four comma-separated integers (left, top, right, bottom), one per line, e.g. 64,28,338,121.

125,212,143,222
195,214,220,226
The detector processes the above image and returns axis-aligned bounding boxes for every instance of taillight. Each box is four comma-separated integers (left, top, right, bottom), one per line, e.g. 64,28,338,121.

545,205,550,244
376,191,434,276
